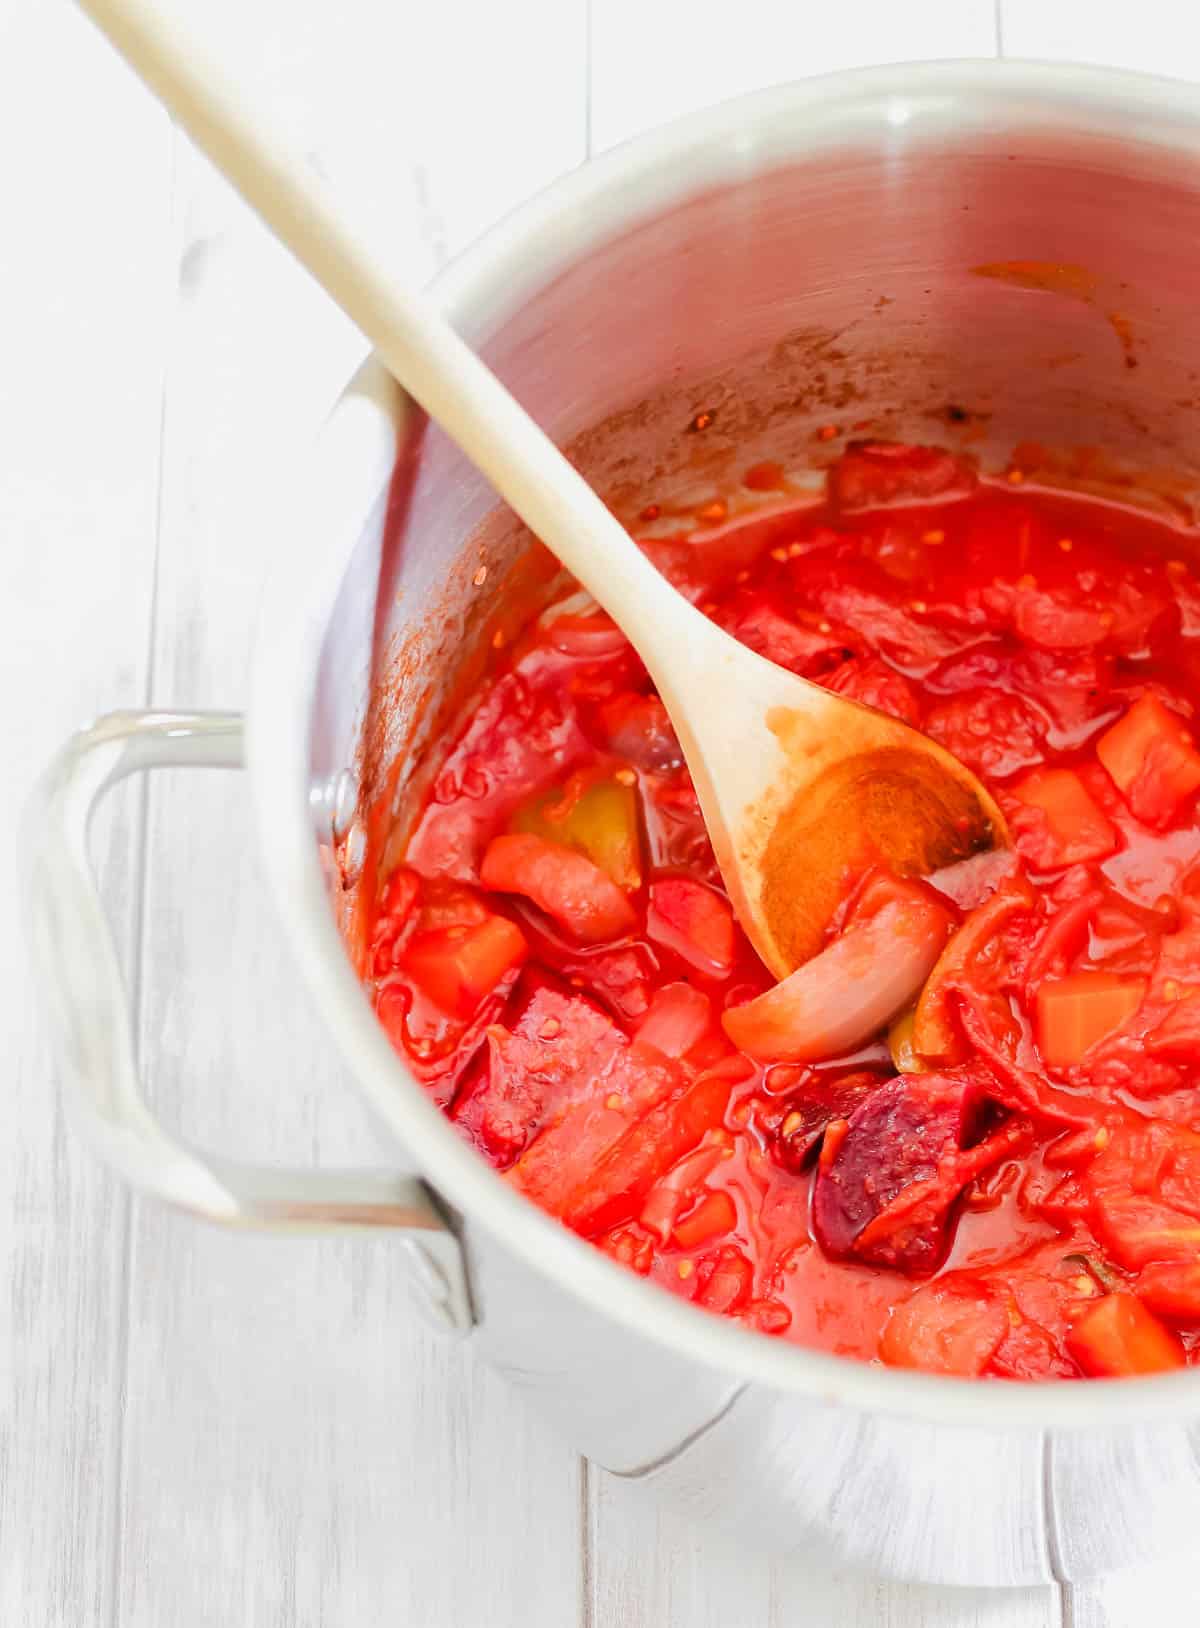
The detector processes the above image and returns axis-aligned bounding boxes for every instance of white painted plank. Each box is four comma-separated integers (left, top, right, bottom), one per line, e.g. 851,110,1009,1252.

590,1472,1057,1628
1067,1559,1199,1628
1000,0,1200,73
0,2,171,1624
111,2,589,1623
589,0,998,153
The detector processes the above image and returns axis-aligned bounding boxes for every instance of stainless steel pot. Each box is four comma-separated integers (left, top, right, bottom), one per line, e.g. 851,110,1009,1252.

28,61,1200,1587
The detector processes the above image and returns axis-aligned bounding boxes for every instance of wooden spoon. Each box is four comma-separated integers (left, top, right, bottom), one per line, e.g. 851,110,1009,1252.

79,0,1007,979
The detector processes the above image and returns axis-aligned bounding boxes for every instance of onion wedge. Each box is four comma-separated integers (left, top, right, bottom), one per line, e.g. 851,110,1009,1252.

722,882,952,1063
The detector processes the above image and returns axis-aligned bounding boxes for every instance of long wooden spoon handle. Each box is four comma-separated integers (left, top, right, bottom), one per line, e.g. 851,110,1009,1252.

76,0,695,661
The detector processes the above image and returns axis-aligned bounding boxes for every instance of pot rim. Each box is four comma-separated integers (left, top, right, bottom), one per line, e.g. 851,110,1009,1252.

249,58,1200,1429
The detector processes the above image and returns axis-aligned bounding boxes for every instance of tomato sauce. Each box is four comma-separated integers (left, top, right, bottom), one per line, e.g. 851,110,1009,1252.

366,440,1200,1380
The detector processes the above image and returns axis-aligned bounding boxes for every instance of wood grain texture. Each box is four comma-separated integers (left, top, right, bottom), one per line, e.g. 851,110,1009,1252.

0,3,171,1624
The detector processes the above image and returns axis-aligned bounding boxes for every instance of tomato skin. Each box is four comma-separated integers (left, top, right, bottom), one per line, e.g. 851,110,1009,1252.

1097,693,1200,829
1066,1292,1186,1377
481,831,637,944
913,872,1037,1063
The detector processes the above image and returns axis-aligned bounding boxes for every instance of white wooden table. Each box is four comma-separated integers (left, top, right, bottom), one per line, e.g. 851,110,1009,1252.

6,1,1200,1622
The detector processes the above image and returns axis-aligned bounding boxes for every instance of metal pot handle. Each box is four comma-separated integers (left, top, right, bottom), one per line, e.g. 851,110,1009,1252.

24,709,472,1332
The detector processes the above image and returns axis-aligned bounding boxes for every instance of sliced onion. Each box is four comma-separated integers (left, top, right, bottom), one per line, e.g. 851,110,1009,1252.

723,893,952,1064
545,613,630,658
926,847,1017,911
537,586,600,627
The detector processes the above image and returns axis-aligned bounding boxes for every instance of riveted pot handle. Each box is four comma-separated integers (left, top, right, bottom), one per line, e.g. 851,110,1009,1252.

24,710,471,1332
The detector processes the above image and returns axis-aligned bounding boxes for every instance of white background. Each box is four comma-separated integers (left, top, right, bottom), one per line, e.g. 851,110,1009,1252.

4,1,1200,1623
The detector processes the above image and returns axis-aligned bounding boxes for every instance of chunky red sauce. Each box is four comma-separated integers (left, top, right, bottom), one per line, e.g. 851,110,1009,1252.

367,441,1200,1380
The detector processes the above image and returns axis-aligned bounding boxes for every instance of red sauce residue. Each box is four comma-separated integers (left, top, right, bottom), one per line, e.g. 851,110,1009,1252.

362,438,1200,1381
972,260,1140,373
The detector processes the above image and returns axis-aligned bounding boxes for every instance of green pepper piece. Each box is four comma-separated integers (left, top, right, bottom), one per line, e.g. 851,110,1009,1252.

512,773,642,890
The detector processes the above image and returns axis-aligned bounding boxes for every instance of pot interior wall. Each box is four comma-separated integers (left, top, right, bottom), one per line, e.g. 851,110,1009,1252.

322,112,1200,939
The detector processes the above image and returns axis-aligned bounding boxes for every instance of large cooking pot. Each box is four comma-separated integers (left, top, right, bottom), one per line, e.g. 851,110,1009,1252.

28,61,1200,1587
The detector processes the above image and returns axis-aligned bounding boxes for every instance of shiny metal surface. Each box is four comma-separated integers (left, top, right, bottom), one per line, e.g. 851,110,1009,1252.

24,708,472,1329
44,61,1200,1586
251,63,1200,1586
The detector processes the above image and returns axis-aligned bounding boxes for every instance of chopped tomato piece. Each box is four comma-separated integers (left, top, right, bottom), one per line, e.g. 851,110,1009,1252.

634,983,714,1061
507,1048,683,1209
512,772,642,890
672,1189,738,1249
821,655,921,725
370,867,423,976
647,878,736,977
1136,1262,1200,1325
723,880,951,1062
1022,890,1105,992
1146,994,1200,1058
716,594,860,678
879,1284,1009,1376
829,440,975,512
1034,971,1146,1068
1066,1291,1186,1377
1097,694,1200,829
455,987,626,1166
481,832,637,944
925,691,1048,781
562,1058,746,1237
1007,768,1119,870
399,916,528,1021
1091,1192,1200,1270
913,872,1037,1064
639,1135,728,1243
